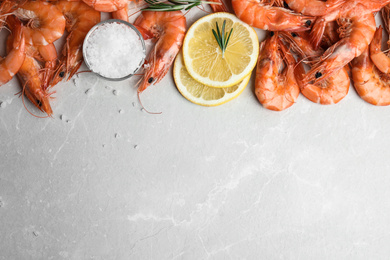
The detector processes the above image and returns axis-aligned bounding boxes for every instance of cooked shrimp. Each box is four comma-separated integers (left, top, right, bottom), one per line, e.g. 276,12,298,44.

304,1,379,86
296,63,350,104
134,11,186,94
50,0,101,87
7,31,53,116
232,0,314,32
284,0,345,16
82,0,128,12
0,15,25,86
13,1,65,46
351,48,390,106
255,32,300,111
6,14,57,90
280,31,349,104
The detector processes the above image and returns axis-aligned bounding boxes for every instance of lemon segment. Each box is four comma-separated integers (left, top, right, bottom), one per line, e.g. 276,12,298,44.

174,52,250,106
183,12,259,88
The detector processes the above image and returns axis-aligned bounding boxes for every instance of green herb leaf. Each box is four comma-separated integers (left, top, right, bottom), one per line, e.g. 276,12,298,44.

212,20,233,58
142,0,221,11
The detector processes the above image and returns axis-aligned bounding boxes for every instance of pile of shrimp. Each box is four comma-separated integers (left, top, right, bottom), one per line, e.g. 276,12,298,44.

2,0,390,118
0,0,187,117
240,0,390,110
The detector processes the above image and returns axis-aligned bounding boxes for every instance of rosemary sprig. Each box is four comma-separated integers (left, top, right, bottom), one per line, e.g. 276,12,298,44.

212,20,233,58
142,0,220,11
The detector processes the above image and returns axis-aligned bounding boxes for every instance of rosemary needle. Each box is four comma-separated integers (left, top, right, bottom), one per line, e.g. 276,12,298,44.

142,0,221,11
212,20,233,58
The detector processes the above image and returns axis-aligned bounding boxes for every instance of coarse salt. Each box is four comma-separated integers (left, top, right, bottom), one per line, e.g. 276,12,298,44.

84,21,145,79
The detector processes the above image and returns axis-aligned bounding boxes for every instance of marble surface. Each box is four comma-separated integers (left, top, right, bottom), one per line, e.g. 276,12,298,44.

1,9,390,260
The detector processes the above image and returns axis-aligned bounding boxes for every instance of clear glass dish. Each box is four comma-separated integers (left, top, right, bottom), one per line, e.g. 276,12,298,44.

83,19,146,81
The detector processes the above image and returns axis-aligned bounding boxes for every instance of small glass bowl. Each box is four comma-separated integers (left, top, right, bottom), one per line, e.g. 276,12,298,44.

83,19,146,81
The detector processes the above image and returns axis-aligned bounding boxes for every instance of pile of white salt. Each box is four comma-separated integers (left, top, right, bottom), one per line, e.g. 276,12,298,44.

84,21,145,79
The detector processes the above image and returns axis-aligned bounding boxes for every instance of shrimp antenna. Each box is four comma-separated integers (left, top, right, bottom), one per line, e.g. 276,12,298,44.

137,91,162,114
75,70,92,75
129,8,143,18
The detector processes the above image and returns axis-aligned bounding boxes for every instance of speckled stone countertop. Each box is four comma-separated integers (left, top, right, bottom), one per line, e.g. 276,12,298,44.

1,10,390,260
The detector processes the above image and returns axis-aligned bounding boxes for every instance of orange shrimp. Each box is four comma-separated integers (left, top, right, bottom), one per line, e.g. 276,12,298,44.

13,1,66,46
351,48,390,106
304,1,380,86
232,0,314,32
134,11,186,94
7,30,53,116
284,0,345,16
280,31,350,105
6,14,57,91
50,0,101,87
0,15,25,86
82,0,128,12
255,32,300,111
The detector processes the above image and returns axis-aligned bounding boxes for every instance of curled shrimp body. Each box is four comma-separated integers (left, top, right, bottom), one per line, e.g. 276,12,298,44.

0,16,25,86
50,0,101,87
304,1,378,86
134,11,186,94
296,63,350,104
351,48,390,106
232,0,314,32
13,1,66,46
6,15,57,91
7,32,53,116
82,0,128,12
280,32,349,105
255,33,300,111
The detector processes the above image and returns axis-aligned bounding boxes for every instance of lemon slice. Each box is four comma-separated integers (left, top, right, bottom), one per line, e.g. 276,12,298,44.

174,52,250,106
183,12,259,88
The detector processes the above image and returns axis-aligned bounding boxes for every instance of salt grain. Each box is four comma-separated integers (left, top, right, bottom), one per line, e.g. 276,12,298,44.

85,21,145,79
